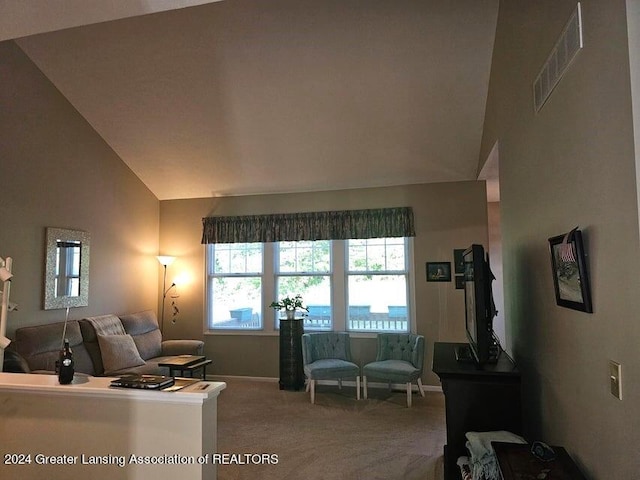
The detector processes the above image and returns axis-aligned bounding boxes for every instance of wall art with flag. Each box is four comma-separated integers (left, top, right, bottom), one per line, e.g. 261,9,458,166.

548,227,593,313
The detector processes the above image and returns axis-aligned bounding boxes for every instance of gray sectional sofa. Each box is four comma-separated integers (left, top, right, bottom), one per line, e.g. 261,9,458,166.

10,310,204,376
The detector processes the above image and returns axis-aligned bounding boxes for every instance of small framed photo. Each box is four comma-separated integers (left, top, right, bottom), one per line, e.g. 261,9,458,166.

453,249,466,274
426,262,451,282
548,229,593,313
455,275,465,289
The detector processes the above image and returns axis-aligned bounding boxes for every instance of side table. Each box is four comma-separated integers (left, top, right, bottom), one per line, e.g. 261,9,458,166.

159,355,212,380
279,318,304,390
493,442,587,480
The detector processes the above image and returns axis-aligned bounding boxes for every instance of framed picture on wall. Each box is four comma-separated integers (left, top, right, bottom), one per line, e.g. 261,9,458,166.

426,262,451,282
548,228,593,313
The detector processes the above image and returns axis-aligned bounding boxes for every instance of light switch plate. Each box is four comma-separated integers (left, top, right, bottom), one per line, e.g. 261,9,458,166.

610,360,622,400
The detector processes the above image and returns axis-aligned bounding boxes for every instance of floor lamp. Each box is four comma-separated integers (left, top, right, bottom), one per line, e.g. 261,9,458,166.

157,255,176,333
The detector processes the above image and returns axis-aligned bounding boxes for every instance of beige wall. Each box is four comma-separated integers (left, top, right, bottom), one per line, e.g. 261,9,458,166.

159,182,488,385
0,40,160,336
482,1,640,477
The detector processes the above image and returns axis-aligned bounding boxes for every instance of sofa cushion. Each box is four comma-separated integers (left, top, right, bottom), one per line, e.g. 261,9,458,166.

97,334,145,375
119,310,162,360
79,314,126,375
14,320,95,375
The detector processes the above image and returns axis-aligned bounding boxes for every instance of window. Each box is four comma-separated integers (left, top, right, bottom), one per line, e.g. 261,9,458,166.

275,240,332,330
346,238,409,332
206,238,412,333
206,243,263,330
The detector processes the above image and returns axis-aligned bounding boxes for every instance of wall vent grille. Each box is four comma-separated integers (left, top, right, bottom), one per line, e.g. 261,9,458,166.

533,3,583,112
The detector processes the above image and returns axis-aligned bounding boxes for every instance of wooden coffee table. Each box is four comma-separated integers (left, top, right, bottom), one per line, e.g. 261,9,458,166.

159,355,212,380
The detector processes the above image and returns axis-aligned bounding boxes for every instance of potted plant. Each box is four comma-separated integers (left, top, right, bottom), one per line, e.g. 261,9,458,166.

270,294,308,320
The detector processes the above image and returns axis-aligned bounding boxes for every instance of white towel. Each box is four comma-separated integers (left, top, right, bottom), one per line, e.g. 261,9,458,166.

465,430,526,480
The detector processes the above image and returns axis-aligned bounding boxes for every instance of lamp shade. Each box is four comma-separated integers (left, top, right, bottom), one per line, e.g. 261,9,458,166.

156,255,176,266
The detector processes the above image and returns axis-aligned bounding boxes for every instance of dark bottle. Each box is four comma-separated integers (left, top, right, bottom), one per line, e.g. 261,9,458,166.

58,339,74,385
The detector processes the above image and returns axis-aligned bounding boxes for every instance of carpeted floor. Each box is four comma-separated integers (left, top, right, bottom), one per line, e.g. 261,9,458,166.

215,378,446,480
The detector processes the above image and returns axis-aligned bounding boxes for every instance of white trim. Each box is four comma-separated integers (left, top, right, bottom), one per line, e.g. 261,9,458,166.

340,379,442,393
0,372,226,404
209,375,279,383
208,374,443,393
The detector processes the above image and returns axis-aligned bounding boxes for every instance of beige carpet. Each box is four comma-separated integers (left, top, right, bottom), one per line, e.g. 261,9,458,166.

215,378,446,480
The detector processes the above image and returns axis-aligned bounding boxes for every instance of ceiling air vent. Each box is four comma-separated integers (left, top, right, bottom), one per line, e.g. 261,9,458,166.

533,3,583,112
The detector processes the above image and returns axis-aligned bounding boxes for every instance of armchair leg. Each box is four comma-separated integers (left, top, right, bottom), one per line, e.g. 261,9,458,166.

406,382,412,408
417,378,425,397
363,376,368,399
356,376,361,400
305,378,310,392
310,379,316,404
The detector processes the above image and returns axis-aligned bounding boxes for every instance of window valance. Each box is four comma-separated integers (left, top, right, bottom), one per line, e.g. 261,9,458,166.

201,207,415,244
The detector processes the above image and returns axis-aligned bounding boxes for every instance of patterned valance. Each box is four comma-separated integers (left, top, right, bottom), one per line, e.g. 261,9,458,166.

201,207,415,244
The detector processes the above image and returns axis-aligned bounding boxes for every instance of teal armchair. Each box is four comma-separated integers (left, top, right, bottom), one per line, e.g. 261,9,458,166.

301,332,361,404
362,333,425,407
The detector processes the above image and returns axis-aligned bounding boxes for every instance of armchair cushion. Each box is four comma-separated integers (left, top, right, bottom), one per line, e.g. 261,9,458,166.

363,359,420,383
302,332,353,363
363,333,425,383
302,332,360,381
375,333,424,367
304,358,359,380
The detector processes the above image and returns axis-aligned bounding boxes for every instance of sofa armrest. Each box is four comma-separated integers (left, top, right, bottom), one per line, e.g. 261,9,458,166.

3,349,31,373
161,340,204,356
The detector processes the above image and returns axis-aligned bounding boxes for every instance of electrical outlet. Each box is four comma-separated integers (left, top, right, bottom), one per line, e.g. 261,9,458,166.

610,360,622,400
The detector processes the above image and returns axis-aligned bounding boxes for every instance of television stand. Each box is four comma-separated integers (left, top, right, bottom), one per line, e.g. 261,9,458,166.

433,342,522,480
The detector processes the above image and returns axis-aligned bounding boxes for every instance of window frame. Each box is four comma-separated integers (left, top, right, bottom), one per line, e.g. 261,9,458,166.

205,242,265,331
205,238,415,336
273,240,333,331
344,237,412,333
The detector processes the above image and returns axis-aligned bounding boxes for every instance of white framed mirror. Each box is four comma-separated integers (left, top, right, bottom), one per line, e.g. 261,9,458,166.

44,227,90,310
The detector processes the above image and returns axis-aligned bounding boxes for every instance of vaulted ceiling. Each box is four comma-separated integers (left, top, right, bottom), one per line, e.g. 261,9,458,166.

6,0,499,200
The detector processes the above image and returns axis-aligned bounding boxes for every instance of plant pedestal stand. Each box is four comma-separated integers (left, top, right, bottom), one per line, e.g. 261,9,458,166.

279,318,305,390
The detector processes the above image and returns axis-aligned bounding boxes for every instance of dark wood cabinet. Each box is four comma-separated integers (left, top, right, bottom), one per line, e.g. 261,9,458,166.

432,342,522,480
279,318,305,390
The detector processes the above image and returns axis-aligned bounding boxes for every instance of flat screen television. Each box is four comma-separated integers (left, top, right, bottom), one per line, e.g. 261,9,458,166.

462,244,498,364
